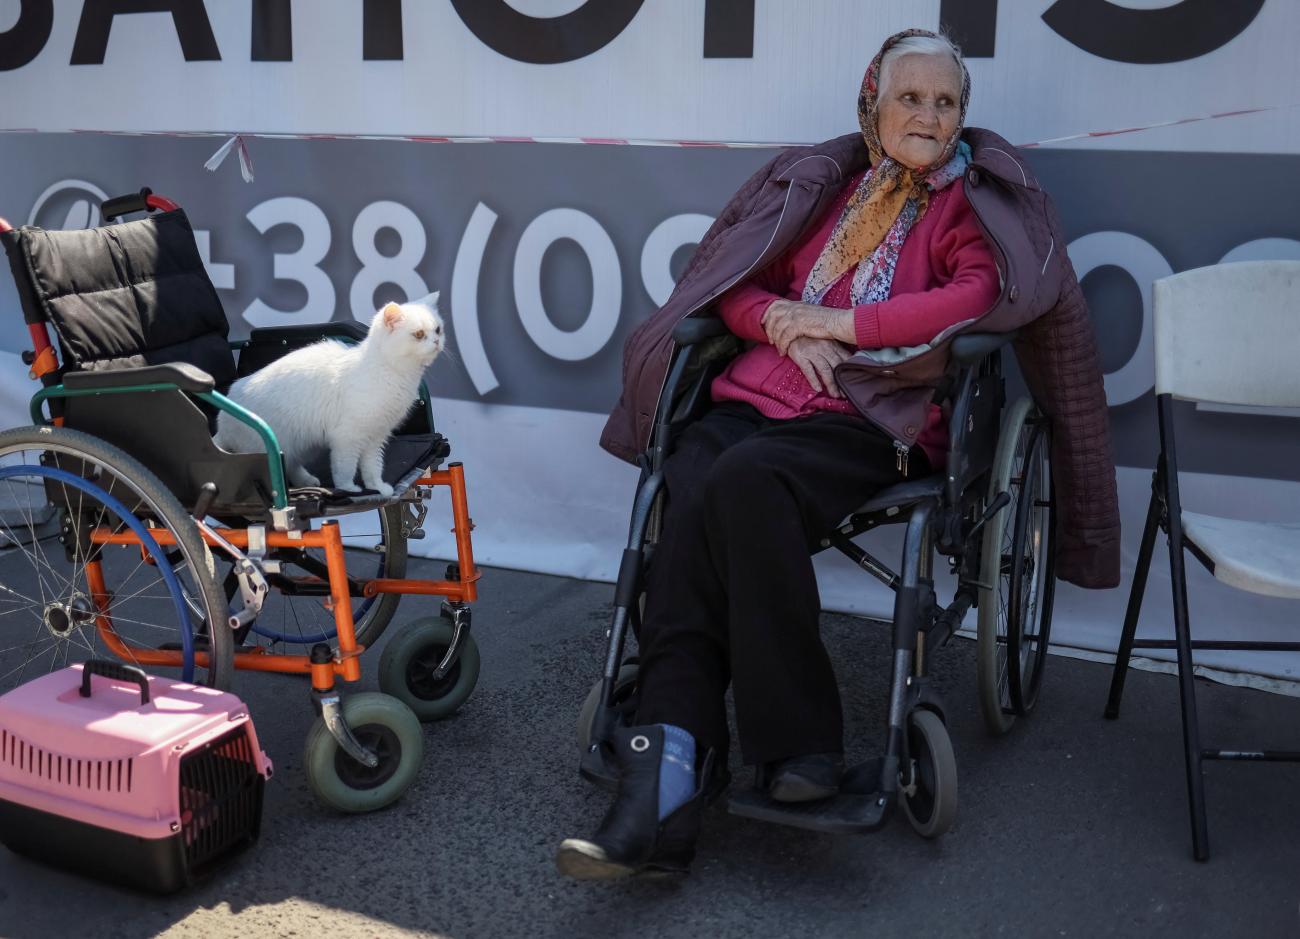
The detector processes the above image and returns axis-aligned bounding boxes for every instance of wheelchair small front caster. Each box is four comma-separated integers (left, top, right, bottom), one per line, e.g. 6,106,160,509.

899,709,958,839
378,615,481,722
303,692,424,813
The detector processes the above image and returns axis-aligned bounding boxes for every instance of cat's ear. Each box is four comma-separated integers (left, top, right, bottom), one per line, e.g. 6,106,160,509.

381,302,403,332
414,290,440,311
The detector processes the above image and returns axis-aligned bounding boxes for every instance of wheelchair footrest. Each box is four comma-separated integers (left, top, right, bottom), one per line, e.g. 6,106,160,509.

726,758,892,835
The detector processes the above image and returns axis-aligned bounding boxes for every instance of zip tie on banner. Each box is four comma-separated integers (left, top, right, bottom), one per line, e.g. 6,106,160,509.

203,133,256,182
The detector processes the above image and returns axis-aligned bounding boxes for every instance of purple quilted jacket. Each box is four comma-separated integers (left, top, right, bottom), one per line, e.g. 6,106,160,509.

600,128,1120,589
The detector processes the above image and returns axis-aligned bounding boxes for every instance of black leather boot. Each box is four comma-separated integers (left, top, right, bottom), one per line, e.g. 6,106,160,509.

557,724,717,880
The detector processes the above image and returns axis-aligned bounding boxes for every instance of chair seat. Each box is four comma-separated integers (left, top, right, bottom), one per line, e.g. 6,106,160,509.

853,473,946,516
1181,511,1300,600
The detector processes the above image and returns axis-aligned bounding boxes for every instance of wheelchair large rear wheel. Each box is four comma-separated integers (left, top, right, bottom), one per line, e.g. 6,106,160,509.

0,426,231,691
227,503,408,651
976,397,1056,736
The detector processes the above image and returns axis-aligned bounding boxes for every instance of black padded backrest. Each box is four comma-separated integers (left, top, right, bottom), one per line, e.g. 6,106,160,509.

2,210,236,386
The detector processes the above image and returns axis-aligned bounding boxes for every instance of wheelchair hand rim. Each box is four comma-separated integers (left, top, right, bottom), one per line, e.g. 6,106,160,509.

0,463,197,681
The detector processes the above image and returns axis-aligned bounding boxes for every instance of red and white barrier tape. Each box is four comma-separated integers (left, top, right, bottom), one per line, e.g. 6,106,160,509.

0,102,1294,183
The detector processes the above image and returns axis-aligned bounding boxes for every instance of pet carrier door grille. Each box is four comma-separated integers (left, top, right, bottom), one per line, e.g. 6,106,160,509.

178,725,264,874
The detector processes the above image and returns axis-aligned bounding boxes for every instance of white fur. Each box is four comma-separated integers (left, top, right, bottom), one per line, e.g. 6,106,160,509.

215,293,443,499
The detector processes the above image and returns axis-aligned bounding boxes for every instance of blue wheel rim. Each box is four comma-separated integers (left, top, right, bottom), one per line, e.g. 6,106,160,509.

247,525,387,645
0,464,197,681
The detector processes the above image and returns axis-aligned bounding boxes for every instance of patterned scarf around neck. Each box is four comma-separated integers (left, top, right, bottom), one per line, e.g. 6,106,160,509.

803,29,971,308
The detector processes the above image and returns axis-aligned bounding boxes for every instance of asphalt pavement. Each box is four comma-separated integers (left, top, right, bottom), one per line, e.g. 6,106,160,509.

2,560,1298,938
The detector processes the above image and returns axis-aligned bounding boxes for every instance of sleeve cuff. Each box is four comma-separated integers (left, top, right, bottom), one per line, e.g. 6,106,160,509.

718,283,780,343
854,304,883,349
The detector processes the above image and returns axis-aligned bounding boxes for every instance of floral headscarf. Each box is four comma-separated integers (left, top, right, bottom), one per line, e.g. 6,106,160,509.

803,29,972,306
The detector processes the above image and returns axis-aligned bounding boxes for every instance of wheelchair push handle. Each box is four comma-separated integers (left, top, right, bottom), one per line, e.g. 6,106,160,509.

79,659,152,706
101,187,180,222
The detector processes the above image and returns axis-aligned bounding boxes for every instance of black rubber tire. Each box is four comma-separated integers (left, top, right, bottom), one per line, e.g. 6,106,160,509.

1006,423,1056,715
303,692,424,813
0,425,231,690
976,398,1056,735
377,616,481,722
576,662,640,754
900,709,958,839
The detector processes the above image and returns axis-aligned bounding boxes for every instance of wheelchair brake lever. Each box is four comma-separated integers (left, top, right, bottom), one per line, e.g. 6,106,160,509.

194,518,270,630
966,490,1011,543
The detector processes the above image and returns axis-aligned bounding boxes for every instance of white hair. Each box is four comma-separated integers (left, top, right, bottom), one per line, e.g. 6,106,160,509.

879,35,963,97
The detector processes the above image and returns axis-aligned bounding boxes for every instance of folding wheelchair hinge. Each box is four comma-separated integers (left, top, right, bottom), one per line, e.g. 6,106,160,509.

196,518,270,630
435,600,472,680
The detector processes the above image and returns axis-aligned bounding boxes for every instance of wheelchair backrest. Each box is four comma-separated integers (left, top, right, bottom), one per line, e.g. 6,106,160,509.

1,210,236,387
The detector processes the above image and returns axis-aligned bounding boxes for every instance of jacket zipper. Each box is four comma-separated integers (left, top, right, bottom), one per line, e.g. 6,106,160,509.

836,172,1017,452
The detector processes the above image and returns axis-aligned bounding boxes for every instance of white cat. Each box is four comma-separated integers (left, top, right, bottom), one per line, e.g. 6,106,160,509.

215,294,443,499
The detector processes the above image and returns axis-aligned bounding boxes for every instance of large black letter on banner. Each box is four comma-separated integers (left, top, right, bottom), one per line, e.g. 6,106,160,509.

363,0,402,60
448,0,644,65
704,0,754,58
71,0,220,64
252,0,291,61
1042,0,1265,64
940,0,997,58
0,0,53,71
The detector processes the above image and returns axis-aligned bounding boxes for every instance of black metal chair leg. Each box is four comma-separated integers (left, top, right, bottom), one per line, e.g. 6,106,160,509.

1157,395,1210,862
1104,484,1161,719
1168,533,1210,861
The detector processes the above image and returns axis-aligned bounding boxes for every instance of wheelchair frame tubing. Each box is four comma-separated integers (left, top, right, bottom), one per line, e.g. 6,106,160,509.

882,501,935,795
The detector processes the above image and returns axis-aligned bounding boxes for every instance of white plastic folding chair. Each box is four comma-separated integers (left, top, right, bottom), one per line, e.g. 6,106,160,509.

1103,260,1300,861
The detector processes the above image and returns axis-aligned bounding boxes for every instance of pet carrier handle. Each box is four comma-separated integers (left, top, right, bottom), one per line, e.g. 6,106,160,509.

101,188,179,222
80,659,151,706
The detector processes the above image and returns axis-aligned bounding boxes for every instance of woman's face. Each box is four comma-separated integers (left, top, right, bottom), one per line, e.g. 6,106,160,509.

876,53,962,170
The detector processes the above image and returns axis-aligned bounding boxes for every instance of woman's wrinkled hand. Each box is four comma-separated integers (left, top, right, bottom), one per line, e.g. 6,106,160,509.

761,299,855,356
785,337,853,398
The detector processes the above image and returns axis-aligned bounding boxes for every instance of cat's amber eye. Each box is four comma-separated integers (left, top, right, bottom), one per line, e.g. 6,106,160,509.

414,330,426,340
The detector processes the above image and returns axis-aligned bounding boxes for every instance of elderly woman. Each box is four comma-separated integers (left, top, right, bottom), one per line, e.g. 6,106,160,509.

558,29,1117,879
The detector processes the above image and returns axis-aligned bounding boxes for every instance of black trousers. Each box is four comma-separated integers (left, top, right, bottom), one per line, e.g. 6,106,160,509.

634,402,928,766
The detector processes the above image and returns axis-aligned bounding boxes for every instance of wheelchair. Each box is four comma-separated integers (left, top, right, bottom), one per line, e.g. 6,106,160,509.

0,189,481,813
578,314,1056,838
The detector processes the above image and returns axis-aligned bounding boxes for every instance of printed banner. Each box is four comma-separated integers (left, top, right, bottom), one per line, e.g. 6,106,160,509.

0,1,1297,152
0,132,1298,679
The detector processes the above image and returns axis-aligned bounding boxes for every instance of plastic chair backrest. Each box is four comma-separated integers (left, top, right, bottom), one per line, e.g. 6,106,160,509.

1153,260,1300,408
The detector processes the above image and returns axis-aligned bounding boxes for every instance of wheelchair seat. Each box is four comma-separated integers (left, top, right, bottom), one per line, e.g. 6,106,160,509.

852,473,947,517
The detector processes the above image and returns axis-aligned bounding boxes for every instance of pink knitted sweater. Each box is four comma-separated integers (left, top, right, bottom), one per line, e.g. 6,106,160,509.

712,173,1000,467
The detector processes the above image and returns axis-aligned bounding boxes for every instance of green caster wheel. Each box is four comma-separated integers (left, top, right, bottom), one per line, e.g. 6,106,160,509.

304,692,424,813
378,616,481,722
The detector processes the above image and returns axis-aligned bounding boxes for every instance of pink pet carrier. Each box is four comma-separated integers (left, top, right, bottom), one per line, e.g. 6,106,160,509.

0,660,272,892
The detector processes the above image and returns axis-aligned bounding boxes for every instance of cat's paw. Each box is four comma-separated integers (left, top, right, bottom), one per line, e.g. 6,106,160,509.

372,482,395,499
290,470,321,488
336,482,363,494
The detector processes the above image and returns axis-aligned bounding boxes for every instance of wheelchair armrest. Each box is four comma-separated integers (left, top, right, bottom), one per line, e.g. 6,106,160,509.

62,363,216,394
245,321,368,345
950,330,1018,367
671,315,729,347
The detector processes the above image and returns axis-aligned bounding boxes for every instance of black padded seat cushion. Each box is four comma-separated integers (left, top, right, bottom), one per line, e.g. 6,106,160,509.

7,210,236,386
